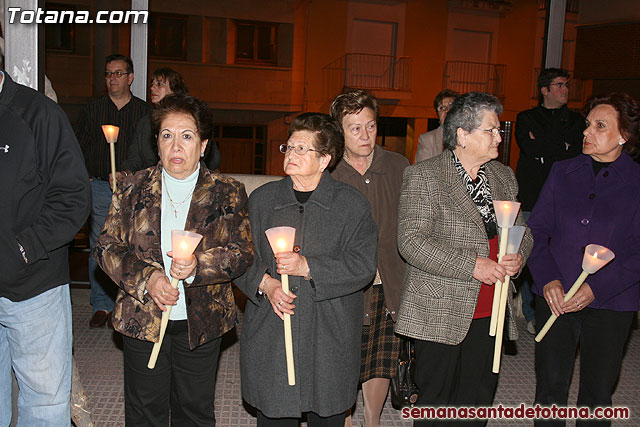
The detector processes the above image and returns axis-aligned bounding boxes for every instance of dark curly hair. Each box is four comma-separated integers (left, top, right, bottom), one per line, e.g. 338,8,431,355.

288,113,345,170
151,94,214,159
584,92,640,159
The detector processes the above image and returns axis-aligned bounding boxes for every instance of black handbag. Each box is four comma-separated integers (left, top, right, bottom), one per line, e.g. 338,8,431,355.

390,337,419,408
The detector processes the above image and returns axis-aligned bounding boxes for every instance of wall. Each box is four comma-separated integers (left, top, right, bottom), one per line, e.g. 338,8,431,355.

43,0,589,171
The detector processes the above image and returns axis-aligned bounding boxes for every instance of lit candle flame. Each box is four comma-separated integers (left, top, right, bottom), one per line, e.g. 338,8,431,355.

592,252,598,259
277,238,287,251
101,125,120,143
503,203,510,209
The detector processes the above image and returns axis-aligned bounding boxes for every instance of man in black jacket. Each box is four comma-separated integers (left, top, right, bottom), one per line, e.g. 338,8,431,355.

0,70,91,426
514,68,584,333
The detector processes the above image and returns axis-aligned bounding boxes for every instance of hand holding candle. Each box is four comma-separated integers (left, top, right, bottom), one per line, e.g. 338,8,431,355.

535,244,614,343
265,226,297,386
148,230,203,369
489,200,521,337
101,125,119,191
492,226,526,373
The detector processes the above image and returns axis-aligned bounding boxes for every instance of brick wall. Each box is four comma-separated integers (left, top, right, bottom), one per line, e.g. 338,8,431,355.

575,22,640,80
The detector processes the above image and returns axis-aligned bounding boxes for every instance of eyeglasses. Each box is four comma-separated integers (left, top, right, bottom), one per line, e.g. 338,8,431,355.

478,128,505,137
437,104,453,112
279,144,318,155
548,82,571,89
105,71,130,79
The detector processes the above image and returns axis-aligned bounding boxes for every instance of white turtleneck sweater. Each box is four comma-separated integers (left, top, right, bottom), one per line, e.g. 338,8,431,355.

161,165,199,321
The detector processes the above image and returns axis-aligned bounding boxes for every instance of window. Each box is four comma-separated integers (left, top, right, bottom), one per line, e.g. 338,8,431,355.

149,14,187,60
45,3,75,52
235,21,277,65
214,125,267,174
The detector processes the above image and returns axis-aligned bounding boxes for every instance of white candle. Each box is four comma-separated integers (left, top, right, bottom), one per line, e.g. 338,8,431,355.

101,125,119,143
491,226,527,373
265,226,297,386
101,125,120,191
148,230,203,369
492,200,521,228
171,230,202,260
582,246,614,273
535,244,615,342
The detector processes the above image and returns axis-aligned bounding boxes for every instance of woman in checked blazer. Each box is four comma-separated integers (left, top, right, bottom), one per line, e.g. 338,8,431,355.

395,92,533,426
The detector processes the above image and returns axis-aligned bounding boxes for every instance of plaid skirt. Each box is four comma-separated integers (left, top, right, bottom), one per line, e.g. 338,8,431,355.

360,285,401,382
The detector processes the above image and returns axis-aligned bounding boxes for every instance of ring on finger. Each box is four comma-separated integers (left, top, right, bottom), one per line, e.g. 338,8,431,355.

278,301,283,307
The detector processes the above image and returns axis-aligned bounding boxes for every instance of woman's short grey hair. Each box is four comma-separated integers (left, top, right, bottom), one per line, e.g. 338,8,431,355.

443,92,503,150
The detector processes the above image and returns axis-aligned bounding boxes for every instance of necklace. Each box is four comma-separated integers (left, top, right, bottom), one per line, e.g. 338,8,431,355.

162,174,195,218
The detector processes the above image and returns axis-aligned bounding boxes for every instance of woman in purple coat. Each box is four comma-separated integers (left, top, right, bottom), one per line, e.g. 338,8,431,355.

528,93,640,426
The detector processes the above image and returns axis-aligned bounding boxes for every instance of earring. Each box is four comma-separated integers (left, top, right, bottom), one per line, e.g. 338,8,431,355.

201,152,205,157
461,145,466,149
619,140,625,146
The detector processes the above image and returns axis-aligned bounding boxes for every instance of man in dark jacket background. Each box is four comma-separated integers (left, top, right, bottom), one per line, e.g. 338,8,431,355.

514,67,584,333
75,54,148,327
0,70,91,426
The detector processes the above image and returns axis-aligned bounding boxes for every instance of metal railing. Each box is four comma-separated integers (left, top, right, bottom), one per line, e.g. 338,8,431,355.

442,61,507,100
537,0,579,13
530,68,585,103
342,53,412,91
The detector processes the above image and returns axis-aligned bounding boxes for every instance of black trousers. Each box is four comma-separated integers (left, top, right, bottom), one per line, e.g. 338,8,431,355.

122,320,223,427
534,296,633,427
257,410,346,427
413,317,497,427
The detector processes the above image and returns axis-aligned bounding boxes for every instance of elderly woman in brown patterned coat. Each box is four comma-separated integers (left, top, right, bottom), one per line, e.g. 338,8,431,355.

94,94,253,426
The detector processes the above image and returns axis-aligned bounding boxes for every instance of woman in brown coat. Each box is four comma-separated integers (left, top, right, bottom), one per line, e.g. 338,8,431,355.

330,90,409,427
94,94,253,426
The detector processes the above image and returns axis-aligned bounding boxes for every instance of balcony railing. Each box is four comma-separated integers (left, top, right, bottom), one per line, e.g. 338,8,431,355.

443,61,506,100
325,53,411,92
537,0,579,14
531,68,585,103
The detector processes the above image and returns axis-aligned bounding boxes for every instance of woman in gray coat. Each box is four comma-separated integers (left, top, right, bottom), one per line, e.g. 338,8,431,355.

236,113,378,426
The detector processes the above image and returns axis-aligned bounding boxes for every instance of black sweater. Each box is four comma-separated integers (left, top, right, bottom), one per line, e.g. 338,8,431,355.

514,104,584,211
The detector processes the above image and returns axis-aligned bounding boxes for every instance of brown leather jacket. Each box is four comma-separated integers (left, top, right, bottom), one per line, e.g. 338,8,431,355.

94,164,254,348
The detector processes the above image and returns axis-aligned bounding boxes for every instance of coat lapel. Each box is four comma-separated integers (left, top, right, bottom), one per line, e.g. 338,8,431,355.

137,166,164,268
185,165,216,232
440,152,487,235
485,161,510,201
